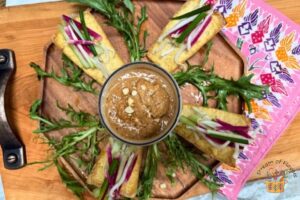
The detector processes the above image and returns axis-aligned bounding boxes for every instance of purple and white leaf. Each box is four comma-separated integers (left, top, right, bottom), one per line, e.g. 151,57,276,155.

279,68,294,83
292,45,300,55
270,23,282,43
244,9,258,27
250,118,259,130
238,152,248,160
267,93,281,107
214,170,233,184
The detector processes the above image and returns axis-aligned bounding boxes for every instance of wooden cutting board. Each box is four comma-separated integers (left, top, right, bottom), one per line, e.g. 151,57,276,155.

41,1,246,199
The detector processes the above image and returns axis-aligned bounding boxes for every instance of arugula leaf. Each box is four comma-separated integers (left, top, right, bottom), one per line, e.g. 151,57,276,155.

137,145,160,200
29,99,100,133
30,55,98,94
124,0,135,14
173,42,268,112
55,160,85,200
56,101,99,127
52,127,99,161
33,126,102,172
66,0,148,61
200,40,213,67
30,98,106,174
165,167,176,185
30,99,74,133
164,134,221,192
173,65,268,112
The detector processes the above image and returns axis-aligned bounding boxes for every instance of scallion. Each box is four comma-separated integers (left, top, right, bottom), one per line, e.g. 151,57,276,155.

79,10,98,56
172,4,211,20
176,12,207,44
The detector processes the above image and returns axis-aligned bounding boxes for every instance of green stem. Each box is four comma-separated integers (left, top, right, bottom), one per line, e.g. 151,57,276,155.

98,158,119,200
79,10,98,56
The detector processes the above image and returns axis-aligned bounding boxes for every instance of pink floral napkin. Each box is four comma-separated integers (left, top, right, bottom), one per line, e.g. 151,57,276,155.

211,0,300,199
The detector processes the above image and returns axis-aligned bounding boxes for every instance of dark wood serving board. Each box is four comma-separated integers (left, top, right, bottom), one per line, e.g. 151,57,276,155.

40,1,246,199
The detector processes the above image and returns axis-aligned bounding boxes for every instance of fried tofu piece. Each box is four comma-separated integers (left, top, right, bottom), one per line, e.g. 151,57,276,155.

120,148,143,198
147,0,225,72
86,149,108,187
53,11,124,84
86,147,142,198
174,105,250,167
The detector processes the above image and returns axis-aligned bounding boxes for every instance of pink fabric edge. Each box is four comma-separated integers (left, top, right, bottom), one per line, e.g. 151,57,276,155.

216,0,300,199
222,100,300,200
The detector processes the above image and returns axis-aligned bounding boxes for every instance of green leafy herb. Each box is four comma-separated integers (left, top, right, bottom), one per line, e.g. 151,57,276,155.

56,101,99,128
29,99,100,133
165,167,176,185
55,160,85,200
66,0,148,61
79,10,98,56
164,134,221,192
137,144,160,200
30,99,77,133
30,55,98,94
173,64,268,112
30,98,105,172
30,127,101,171
124,0,135,14
172,4,211,20
176,12,207,44
51,127,99,166
200,40,213,67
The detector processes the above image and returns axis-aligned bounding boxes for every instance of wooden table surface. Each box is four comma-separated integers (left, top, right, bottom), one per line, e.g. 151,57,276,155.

0,1,300,199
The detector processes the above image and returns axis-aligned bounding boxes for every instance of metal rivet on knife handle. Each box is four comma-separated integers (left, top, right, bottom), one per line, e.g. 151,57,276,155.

0,55,6,64
6,154,17,164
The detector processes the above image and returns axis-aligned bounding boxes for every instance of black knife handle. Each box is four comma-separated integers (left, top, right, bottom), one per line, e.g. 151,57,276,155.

0,49,26,169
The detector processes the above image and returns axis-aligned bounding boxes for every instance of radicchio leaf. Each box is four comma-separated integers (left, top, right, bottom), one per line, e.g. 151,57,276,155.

170,23,190,38
191,16,212,46
205,134,230,145
215,119,251,138
125,155,138,181
62,15,102,40
107,145,113,165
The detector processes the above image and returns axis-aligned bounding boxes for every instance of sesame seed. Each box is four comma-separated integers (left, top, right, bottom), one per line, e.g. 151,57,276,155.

128,97,134,106
131,90,138,96
160,183,167,189
125,106,134,114
122,88,129,95
141,85,146,90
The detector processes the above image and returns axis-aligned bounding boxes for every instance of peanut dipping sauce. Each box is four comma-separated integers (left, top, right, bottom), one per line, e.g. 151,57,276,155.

103,68,177,140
